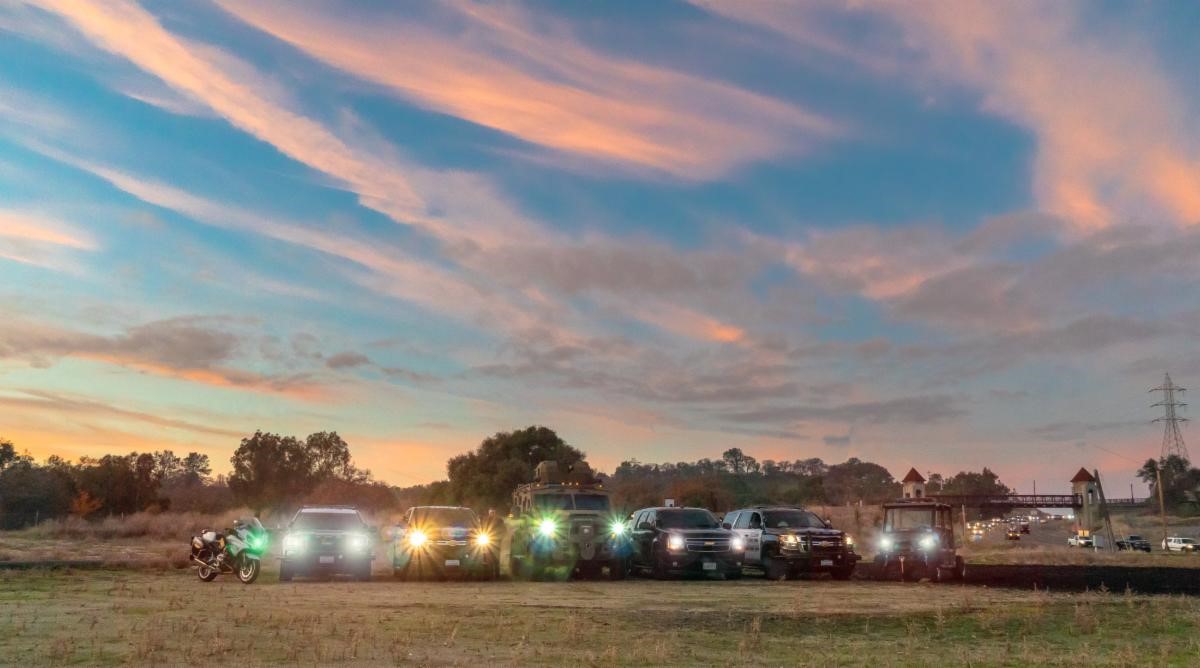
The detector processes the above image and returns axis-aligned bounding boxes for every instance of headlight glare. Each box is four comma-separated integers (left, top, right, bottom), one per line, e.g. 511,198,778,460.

474,532,491,547
538,519,557,537
878,536,894,552
610,521,627,536
667,533,685,551
844,535,854,547
408,529,428,547
348,533,369,552
918,534,938,550
731,536,746,552
283,534,305,553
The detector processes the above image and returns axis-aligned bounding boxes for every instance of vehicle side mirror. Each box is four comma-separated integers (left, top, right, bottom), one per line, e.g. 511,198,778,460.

722,523,732,530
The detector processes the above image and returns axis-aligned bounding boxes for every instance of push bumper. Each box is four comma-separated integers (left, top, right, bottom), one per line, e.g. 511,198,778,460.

658,551,743,575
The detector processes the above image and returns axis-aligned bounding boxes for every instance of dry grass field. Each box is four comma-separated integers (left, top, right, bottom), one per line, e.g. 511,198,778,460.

2,566,1199,666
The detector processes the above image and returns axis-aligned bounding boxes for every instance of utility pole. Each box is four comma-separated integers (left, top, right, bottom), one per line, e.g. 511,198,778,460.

1156,463,1169,546
1094,469,1117,552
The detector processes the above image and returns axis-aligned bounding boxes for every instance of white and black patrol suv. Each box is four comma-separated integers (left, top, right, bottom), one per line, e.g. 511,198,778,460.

723,506,858,580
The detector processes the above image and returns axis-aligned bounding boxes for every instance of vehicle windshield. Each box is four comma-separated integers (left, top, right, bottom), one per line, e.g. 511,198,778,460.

410,508,476,527
1128,535,1143,541
885,508,936,532
762,510,826,529
658,509,720,529
237,517,264,532
292,511,362,531
532,493,610,511
573,494,610,511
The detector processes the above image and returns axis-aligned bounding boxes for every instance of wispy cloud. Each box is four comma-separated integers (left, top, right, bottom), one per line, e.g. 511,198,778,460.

217,0,838,179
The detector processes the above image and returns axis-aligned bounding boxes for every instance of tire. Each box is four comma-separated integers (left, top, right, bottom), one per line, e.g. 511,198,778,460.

831,566,854,581
725,568,743,581
279,562,294,582
196,564,218,582
237,557,260,585
650,558,669,580
763,556,789,581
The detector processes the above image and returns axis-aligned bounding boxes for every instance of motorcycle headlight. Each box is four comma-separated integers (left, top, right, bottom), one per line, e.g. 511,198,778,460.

474,532,491,547
667,533,685,552
407,530,428,548
538,519,557,537
249,533,268,551
731,536,746,552
918,534,938,550
878,536,894,552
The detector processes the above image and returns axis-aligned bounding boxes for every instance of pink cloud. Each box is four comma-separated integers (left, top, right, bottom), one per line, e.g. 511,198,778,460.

216,0,837,180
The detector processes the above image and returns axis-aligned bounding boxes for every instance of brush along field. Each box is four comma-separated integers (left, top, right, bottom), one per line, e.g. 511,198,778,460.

2,568,1199,666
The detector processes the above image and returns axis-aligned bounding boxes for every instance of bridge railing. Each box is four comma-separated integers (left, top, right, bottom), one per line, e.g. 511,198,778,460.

929,494,1083,509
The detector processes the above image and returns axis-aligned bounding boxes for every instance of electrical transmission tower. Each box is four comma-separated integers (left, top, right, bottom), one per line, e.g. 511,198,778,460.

1151,373,1189,461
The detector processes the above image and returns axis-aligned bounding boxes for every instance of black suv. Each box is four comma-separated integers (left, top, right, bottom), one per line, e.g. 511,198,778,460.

1116,535,1152,552
724,506,858,580
627,507,744,579
279,506,376,581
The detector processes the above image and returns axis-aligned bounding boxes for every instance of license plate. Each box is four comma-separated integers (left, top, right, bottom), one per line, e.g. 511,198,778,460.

319,556,335,564
820,559,834,566
702,561,717,571
444,559,460,567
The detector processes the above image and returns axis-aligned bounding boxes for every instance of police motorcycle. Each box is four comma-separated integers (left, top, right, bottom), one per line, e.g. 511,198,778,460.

190,517,269,584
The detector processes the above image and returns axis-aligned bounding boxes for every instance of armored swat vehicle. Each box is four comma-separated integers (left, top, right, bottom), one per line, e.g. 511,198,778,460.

504,460,630,580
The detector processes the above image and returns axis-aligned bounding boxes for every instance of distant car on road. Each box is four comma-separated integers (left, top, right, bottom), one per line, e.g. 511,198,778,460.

1067,534,1094,548
1019,523,1031,534
1115,535,1151,552
1005,528,1021,541
280,506,376,581
1163,536,1198,553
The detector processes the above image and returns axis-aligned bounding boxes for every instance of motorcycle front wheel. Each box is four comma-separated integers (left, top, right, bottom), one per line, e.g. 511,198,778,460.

197,565,218,582
237,556,260,584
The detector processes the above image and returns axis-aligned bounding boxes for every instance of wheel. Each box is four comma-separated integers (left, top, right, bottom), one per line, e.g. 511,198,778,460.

650,558,669,580
831,566,854,581
236,557,260,584
763,556,789,581
725,568,743,581
196,564,218,582
279,562,294,582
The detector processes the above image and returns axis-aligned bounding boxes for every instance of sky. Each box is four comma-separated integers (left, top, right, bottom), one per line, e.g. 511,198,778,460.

2,1,1199,495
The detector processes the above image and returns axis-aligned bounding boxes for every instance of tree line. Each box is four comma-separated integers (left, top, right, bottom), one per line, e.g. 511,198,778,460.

15,426,1190,526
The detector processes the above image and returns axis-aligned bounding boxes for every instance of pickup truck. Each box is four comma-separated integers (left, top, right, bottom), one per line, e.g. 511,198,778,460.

1067,534,1094,548
1115,535,1151,552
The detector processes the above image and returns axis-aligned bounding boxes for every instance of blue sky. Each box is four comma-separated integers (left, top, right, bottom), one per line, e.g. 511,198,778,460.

2,0,1199,493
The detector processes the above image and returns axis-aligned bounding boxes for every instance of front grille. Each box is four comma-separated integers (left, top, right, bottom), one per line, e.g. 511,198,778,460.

807,537,844,553
570,522,596,537
686,539,730,553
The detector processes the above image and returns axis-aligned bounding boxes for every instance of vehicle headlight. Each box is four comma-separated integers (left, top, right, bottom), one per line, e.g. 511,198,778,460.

249,533,268,551
878,536,894,552
407,530,428,548
667,533,686,551
731,536,746,552
610,521,627,537
347,533,369,552
844,535,854,547
538,519,557,537
474,532,491,547
918,534,938,550
283,534,305,553
781,534,798,545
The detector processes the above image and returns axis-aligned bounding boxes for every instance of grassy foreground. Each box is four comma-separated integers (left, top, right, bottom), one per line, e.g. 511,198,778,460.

1,568,1198,666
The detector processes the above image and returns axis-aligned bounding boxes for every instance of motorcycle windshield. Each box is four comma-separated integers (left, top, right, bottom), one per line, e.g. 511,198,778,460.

241,517,265,533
